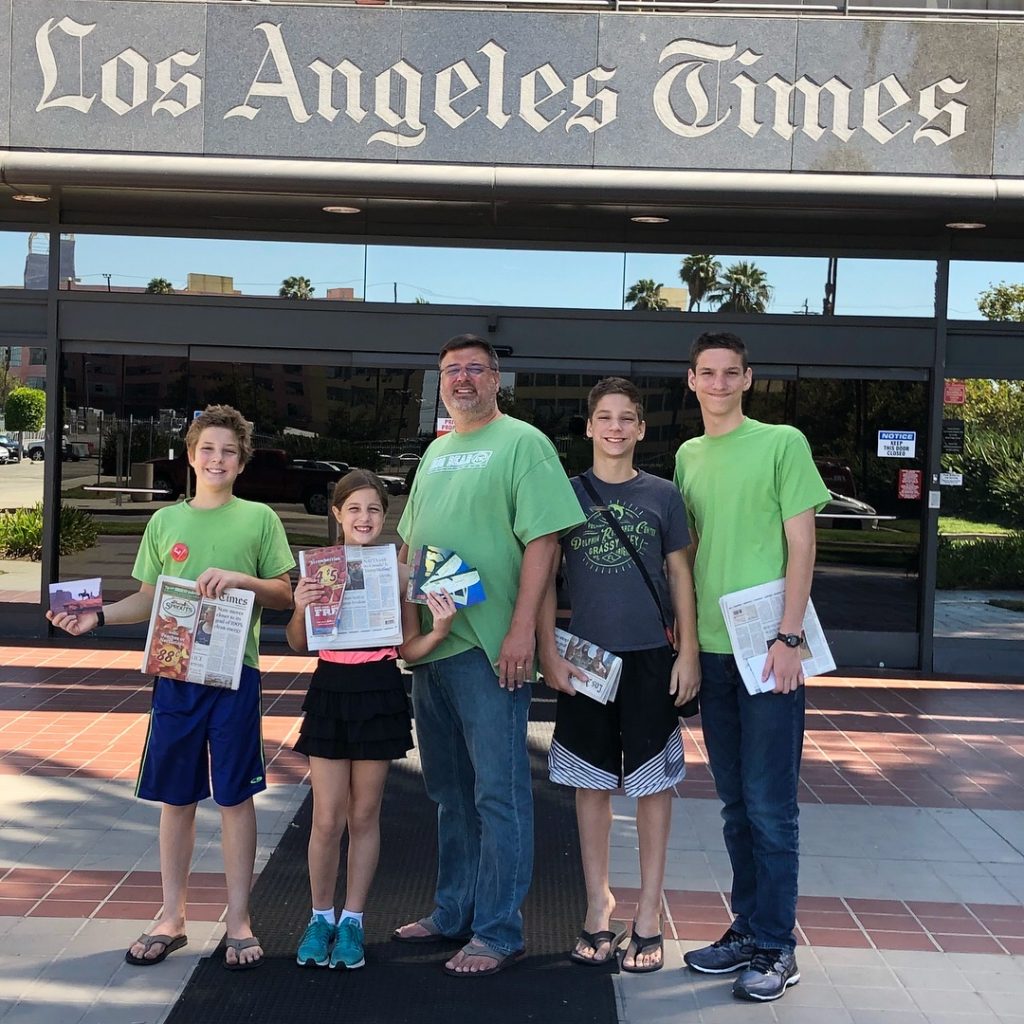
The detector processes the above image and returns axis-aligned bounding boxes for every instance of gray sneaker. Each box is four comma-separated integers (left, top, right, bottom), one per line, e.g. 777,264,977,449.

683,928,756,974
732,947,800,1001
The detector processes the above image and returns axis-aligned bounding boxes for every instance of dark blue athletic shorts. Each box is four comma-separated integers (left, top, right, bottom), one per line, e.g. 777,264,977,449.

136,665,266,807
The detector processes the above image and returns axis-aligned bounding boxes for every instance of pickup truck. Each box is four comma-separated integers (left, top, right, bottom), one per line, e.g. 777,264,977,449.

145,448,348,515
25,437,81,462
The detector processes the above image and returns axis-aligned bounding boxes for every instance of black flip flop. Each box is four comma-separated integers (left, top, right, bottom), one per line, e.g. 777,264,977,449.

568,926,627,965
621,926,664,974
125,932,188,966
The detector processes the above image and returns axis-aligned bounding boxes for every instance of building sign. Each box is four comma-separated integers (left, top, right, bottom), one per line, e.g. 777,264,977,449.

3,3,1010,176
943,379,967,405
897,469,923,500
939,471,963,487
436,417,454,436
941,419,965,454
877,430,917,458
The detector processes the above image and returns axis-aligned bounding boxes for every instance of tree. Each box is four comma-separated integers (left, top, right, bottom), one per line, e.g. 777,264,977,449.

679,254,721,312
709,261,773,314
145,277,174,294
977,282,1024,321
625,279,669,311
279,276,315,300
5,386,46,451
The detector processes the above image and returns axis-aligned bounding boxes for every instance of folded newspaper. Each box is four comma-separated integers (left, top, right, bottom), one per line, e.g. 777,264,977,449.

142,575,254,689
718,578,835,695
553,628,622,704
307,543,404,651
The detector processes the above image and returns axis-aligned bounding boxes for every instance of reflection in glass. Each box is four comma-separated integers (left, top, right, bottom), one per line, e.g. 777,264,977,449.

934,378,1024,641
67,235,365,298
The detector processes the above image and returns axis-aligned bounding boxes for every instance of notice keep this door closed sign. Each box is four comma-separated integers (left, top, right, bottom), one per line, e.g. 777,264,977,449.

877,430,917,458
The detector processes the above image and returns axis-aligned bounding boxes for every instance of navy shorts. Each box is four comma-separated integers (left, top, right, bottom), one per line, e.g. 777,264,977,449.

136,665,266,807
548,645,685,798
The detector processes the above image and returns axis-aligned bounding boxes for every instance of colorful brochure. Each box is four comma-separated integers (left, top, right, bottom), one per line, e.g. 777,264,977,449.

406,545,486,608
48,577,102,617
298,545,348,639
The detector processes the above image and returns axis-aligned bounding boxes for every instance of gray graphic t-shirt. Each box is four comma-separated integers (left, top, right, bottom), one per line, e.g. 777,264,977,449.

562,470,690,652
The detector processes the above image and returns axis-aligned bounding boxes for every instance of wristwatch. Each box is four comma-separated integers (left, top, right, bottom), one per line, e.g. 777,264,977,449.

773,631,802,648
96,609,105,628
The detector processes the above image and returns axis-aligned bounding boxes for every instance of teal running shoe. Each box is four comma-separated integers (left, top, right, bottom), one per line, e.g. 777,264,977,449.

330,918,365,969
296,914,334,968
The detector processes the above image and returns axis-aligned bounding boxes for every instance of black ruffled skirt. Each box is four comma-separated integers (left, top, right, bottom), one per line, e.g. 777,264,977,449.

294,658,413,762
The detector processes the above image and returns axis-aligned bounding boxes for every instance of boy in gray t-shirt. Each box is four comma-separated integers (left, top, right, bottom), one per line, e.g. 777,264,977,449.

539,378,700,975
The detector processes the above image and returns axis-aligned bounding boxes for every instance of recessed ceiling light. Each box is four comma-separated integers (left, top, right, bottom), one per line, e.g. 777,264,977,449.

946,221,985,230
12,193,48,203
631,215,669,224
323,205,362,215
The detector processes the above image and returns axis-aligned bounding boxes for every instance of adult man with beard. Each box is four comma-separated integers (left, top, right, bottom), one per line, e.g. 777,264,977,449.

393,334,585,977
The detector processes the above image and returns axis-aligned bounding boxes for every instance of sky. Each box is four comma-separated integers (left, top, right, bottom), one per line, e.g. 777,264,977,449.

2,230,1017,320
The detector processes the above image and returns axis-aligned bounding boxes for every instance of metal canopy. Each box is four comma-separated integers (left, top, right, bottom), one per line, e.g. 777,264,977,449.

0,152,1017,257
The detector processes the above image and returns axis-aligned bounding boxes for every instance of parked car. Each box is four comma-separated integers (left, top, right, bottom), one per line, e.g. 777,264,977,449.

0,443,10,464
145,447,345,515
0,434,22,461
24,437,80,462
292,458,351,475
816,490,879,530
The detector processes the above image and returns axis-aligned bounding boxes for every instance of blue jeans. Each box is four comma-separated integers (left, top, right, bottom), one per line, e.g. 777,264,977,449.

411,647,533,956
699,653,805,950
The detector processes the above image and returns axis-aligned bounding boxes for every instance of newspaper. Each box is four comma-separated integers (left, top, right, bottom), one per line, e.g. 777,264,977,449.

298,545,348,645
142,575,254,689
309,543,403,651
553,628,622,704
718,578,835,695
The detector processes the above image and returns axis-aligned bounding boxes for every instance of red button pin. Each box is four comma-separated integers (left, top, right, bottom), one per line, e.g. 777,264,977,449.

171,542,189,562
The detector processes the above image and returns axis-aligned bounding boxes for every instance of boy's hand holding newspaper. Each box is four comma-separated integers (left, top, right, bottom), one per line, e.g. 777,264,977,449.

539,648,587,697
195,567,247,599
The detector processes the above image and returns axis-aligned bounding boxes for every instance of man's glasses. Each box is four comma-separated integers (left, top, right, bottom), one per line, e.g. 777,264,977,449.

440,363,496,380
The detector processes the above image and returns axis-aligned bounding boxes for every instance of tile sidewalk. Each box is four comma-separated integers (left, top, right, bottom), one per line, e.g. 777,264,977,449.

1,644,1022,1023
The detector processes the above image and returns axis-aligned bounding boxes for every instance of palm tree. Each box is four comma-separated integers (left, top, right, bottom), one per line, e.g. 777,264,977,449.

679,254,721,312
279,276,315,300
709,261,773,314
145,277,174,294
625,279,669,311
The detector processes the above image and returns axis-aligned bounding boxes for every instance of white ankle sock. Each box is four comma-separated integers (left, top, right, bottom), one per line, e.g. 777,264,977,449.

312,907,336,926
339,909,363,926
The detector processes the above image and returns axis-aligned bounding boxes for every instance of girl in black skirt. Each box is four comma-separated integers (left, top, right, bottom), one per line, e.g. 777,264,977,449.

286,469,456,971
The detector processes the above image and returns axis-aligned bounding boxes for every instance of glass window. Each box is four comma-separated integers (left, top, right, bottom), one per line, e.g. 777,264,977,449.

949,261,1024,321
934,378,1024,641
67,234,365,299
624,253,936,317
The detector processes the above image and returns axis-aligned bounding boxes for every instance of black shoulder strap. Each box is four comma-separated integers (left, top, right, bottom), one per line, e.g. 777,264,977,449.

576,472,671,635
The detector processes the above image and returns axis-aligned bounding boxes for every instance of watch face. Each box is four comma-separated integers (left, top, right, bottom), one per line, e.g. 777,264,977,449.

781,633,801,647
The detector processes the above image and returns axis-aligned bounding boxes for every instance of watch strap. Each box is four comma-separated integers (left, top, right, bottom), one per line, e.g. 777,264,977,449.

96,609,105,628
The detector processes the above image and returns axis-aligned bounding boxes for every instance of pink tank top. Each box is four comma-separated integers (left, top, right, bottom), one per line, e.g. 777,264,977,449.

319,647,399,665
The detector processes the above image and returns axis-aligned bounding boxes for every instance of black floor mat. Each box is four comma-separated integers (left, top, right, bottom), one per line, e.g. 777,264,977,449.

165,716,619,1024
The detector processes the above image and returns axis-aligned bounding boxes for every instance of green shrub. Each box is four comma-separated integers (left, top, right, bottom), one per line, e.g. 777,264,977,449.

937,532,1024,589
0,503,98,560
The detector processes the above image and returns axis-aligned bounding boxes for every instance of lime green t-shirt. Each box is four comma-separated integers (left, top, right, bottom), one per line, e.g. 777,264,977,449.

673,418,830,654
132,498,296,668
398,415,585,668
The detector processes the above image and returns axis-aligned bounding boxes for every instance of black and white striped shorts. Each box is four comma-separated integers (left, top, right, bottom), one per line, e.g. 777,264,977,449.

547,645,685,798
